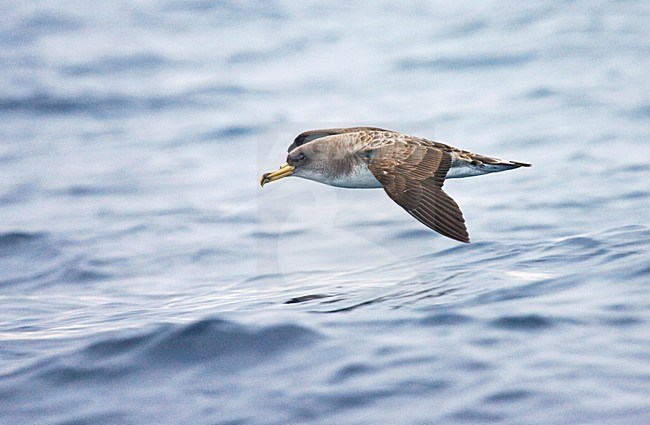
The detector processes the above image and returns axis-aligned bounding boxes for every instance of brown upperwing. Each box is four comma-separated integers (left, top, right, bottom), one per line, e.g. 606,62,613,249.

366,140,470,243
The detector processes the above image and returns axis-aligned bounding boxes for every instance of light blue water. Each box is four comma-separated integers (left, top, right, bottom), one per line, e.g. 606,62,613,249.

1,1,649,424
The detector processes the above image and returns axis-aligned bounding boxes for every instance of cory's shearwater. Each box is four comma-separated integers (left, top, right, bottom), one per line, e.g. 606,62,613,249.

260,127,530,243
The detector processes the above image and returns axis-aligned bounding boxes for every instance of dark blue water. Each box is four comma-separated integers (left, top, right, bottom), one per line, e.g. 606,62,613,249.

1,1,649,424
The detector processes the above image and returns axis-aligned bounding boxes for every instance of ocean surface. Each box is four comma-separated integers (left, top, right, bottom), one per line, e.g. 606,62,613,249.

1,1,649,424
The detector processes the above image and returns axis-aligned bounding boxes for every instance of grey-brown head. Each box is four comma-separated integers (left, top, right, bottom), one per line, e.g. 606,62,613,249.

260,140,354,187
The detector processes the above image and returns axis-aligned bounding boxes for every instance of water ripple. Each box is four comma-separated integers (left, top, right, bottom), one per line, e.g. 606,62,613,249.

0,85,252,115
491,314,554,331
398,52,535,71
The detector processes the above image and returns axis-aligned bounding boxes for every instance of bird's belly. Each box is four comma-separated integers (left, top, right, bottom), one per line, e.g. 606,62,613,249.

324,167,383,189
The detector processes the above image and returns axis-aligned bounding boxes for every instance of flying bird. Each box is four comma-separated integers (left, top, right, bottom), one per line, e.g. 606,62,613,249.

260,127,530,243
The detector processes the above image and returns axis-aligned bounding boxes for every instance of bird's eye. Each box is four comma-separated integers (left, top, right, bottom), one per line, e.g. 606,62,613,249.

298,153,306,161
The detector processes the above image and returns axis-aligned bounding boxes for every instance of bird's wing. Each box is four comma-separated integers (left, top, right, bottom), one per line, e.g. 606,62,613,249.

288,127,390,152
365,138,470,243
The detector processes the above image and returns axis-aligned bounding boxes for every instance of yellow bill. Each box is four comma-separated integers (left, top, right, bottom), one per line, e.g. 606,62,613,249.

260,162,295,187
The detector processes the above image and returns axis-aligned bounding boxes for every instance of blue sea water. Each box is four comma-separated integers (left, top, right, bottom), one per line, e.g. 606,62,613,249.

1,1,649,424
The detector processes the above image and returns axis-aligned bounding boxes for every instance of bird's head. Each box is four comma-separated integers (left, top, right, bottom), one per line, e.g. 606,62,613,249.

260,143,332,186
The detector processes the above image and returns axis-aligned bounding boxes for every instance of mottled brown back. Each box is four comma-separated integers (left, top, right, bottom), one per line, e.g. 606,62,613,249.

288,127,389,152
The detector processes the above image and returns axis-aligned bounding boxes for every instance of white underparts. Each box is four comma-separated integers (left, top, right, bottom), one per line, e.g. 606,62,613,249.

446,162,517,178
298,163,383,188
446,164,493,178
296,158,518,187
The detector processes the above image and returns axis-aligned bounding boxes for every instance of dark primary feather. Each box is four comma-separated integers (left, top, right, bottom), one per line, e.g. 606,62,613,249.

366,141,470,243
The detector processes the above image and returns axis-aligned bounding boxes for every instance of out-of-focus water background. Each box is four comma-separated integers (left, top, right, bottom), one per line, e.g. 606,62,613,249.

1,1,649,424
